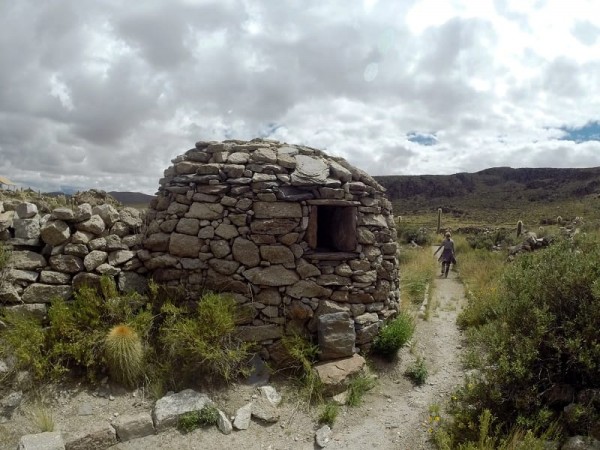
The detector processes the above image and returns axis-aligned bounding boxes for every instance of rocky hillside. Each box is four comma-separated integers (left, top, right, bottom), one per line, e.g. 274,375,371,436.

374,166,600,222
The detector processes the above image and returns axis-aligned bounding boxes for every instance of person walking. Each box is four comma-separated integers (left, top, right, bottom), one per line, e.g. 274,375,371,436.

434,232,456,278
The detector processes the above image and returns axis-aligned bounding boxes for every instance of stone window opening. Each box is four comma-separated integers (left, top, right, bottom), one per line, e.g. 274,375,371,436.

307,205,357,252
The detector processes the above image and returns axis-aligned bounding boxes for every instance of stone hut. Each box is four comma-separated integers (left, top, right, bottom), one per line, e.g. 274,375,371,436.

142,139,399,361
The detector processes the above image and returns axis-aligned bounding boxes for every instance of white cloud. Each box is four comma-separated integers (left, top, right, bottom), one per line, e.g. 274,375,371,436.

0,0,599,195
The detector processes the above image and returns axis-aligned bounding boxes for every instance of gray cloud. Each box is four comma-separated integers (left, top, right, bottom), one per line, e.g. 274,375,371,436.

1,0,600,194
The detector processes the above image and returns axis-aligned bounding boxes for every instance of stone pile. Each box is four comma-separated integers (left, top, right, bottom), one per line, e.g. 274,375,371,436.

142,138,400,357
0,200,147,319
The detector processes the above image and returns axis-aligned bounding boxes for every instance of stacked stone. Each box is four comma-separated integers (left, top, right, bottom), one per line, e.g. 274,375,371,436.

143,139,400,357
0,201,147,319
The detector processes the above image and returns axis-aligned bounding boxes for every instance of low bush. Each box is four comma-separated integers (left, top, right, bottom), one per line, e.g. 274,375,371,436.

158,292,252,383
445,236,600,445
372,312,415,360
0,276,153,383
398,225,432,246
405,357,428,386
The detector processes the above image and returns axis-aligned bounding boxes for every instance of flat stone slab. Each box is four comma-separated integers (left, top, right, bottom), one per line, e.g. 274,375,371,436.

152,389,213,432
18,431,65,450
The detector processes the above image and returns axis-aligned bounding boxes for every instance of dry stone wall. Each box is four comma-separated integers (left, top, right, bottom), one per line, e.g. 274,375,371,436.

142,139,400,358
0,199,147,321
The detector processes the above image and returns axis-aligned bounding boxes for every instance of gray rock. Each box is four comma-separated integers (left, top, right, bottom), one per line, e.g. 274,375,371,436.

92,204,120,227
259,386,282,406
7,269,39,282
0,284,21,303
236,325,283,342
0,211,15,231
152,389,213,432
104,234,126,251
315,425,333,448
22,284,72,303
119,208,143,228
75,215,106,235
169,233,201,258
287,280,332,299
232,238,260,267
15,202,38,219
73,204,92,222
63,422,117,450
1,390,23,420
291,155,329,185
253,202,302,219
64,243,91,258
70,231,93,244
208,259,240,275
260,245,295,265
233,402,252,430
107,250,135,266
52,207,75,221
3,304,47,322
49,255,84,273
186,203,224,220
40,220,71,246
243,265,299,286
255,289,281,306
251,397,280,423
14,218,41,240
318,312,355,360
329,160,353,182
112,412,155,442
209,240,230,258
96,263,120,275
18,432,65,450
110,221,130,237
9,250,46,270
175,218,200,235
84,250,108,271
313,354,367,396
215,223,239,239
217,410,232,435
143,233,170,252
118,272,148,294
72,273,102,291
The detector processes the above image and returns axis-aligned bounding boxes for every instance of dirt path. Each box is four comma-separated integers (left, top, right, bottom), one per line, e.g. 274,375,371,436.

1,249,467,450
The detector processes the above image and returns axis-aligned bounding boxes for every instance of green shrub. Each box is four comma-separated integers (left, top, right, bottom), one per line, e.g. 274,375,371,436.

405,357,428,386
0,311,48,378
177,405,219,433
447,236,600,444
399,225,431,246
158,292,252,383
104,324,144,388
281,333,322,403
372,312,415,360
0,276,152,382
318,402,339,426
346,374,376,407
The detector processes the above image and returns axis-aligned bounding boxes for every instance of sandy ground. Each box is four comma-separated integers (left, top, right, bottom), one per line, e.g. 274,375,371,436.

1,248,467,450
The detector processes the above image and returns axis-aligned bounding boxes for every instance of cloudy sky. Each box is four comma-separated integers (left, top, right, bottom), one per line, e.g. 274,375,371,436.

1,0,600,194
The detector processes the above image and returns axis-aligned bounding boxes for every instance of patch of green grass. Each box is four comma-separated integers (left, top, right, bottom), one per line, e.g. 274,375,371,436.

346,374,376,407
405,357,428,386
318,402,339,426
26,402,54,432
177,404,219,433
372,312,415,360
281,333,323,404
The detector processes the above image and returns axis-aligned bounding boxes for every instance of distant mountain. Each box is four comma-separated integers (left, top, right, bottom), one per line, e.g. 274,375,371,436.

108,191,154,206
374,166,600,223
